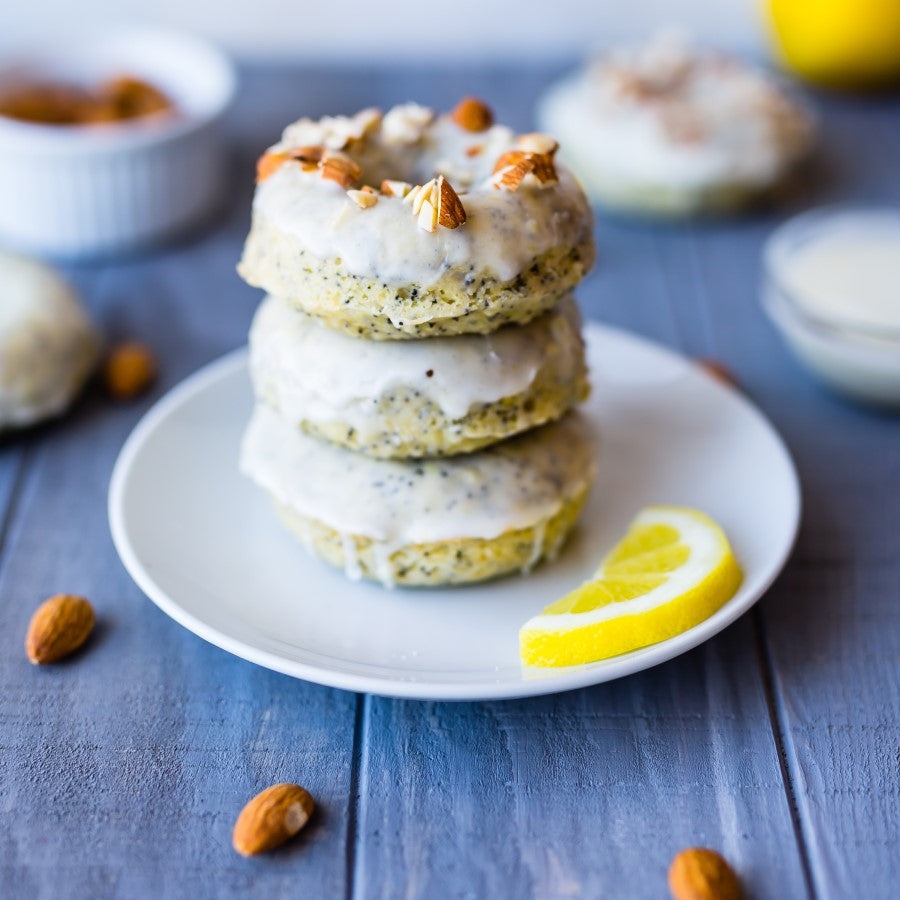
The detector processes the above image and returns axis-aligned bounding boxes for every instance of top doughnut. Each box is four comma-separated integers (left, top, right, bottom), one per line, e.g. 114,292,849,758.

238,99,594,339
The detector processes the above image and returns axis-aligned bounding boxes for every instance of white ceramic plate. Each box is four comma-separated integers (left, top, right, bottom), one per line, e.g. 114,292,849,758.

109,324,800,700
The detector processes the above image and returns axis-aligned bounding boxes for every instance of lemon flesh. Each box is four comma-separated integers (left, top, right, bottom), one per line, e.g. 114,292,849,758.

519,506,742,668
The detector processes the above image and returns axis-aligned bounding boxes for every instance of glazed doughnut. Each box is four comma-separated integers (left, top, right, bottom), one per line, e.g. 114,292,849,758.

248,293,589,459
240,403,596,587
538,33,815,217
238,100,594,338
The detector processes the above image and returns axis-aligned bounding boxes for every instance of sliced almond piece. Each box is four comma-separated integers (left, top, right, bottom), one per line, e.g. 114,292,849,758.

451,96,494,132
288,145,325,172
25,594,95,664
435,175,466,228
319,152,361,188
233,783,315,856
403,182,430,216
381,179,413,198
492,149,558,191
256,151,288,183
347,189,378,209
417,197,439,232
406,177,466,231
516,132,559,156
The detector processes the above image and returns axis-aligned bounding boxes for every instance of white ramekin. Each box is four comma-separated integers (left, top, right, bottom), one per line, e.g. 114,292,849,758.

0,29,237,258
762,207,900,409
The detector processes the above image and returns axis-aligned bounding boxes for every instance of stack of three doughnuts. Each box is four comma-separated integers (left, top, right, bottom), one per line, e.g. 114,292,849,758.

238,100,597,587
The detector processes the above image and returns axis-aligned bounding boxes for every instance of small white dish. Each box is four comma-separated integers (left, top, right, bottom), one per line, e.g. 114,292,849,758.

109,324,800,701
763,207,900,408
0,29,236,258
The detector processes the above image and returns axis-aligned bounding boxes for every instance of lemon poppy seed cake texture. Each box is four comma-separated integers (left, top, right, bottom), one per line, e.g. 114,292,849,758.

238,98,597,587
241,404,596,587
249,294,589,459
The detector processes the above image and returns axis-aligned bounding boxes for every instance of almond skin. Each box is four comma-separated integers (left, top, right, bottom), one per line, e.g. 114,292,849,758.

104,341,157,400
233,783,315,856
696,358,738,388
256,151,288,183
436,176,467,229
668,848,742,900
25,594,95,664
450,96,494,132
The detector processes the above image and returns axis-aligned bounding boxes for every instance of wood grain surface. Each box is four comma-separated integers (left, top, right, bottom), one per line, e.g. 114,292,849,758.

0,65,897,899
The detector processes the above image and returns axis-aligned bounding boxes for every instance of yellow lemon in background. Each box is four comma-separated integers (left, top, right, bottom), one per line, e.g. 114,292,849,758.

766,0,900,89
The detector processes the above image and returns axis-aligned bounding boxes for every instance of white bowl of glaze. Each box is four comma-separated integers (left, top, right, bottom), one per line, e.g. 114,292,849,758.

0,29,236,258
763,207,900,409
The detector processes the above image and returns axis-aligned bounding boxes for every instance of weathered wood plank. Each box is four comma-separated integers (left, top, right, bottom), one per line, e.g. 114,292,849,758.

688,93,900,899
0,193,356,898
353,622,808,900
348,193,807,898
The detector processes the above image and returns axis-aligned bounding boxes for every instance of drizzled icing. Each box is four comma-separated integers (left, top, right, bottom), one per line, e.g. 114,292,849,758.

539,32,814,192
248,294,583,429
240,404,596,551
252,106,592,286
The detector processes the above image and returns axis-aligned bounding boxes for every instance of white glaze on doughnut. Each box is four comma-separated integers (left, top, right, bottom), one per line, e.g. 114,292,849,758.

253,108,592,286
539,33,814,195
240,404,596,551
248,293,583,428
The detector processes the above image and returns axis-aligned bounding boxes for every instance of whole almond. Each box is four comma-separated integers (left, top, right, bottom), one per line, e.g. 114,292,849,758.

25,594,95,664
450,96,494,132
668,848,741,900
233,783,315,856
104,341,157,400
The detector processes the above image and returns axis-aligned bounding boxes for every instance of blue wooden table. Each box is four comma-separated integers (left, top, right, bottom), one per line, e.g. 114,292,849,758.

1,64,898,900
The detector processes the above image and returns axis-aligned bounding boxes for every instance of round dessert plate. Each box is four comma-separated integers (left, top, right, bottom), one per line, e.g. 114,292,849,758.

109,325,800,701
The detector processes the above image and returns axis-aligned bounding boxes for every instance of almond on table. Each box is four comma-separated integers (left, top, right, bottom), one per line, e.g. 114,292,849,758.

668,847,742,900
232,783,315,856
104,341,157,400
25,594,95,664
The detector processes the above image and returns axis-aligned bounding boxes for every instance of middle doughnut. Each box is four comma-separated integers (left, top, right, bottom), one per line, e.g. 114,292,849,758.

249,293,589,460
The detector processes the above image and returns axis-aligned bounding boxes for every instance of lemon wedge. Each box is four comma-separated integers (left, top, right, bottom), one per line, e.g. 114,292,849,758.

519,506,742,667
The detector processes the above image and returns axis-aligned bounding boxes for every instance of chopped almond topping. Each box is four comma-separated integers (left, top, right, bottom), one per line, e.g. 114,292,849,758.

404,176,466,232
256,151,289,183
347,189,378,209
319,151,362,188
436,176,467,228
451,97,494,132
491,149,558,191
465,144,484,158
516,132,559,157
492,156,534,191
381,103,434,144
381,179,413,198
